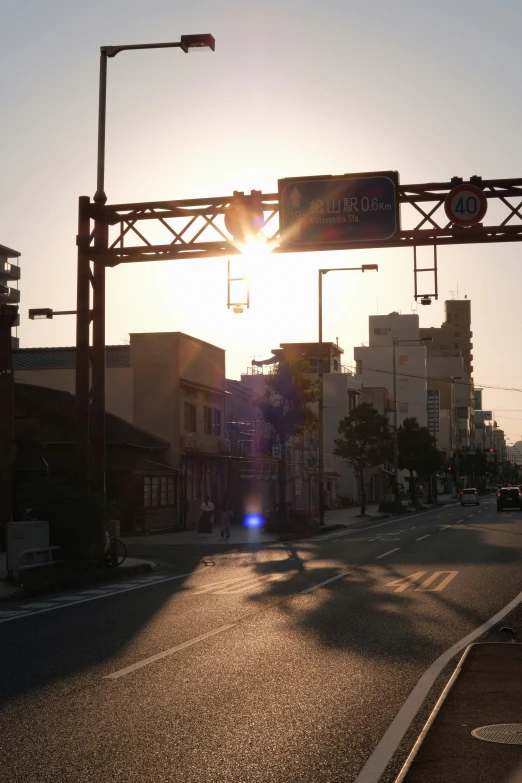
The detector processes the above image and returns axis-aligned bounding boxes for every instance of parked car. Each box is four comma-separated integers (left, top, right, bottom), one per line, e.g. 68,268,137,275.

497,486,522,511
460,488,480,506
485,484,499,493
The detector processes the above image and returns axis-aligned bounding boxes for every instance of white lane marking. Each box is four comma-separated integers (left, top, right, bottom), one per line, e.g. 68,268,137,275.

375,548,401,560
456,519,464,524
105,624,236,680
468,514,475,518
415,534,431,542
300,572,349,594
330,503,460,540
352,587,522,783
0,571,194,624
439,525,450,530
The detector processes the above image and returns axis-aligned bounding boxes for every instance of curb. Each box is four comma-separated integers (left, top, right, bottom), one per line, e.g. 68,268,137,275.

0,561,154,603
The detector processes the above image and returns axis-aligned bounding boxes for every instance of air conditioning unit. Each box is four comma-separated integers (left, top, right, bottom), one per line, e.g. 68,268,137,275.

180,434,197,450
219,438,231,453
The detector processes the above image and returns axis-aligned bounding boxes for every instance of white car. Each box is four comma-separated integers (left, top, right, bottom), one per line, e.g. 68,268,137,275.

460,488,480,506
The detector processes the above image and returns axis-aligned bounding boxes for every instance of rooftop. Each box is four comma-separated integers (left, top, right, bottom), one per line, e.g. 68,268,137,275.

14,345,131,370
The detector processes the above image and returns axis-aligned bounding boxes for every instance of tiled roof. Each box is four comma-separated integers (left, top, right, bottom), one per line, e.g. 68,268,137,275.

13,345,131,370
15,383,169,449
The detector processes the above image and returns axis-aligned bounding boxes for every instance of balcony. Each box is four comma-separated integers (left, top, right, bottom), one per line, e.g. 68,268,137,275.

0,285,20,305
0,261,20,282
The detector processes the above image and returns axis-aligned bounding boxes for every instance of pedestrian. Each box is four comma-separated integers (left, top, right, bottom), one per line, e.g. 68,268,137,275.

220,495,232,539
198,495,214,537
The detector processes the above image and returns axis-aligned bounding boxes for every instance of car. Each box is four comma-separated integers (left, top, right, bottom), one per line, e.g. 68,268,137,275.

497,486,522,511
486,484,499,493
460,488,480,506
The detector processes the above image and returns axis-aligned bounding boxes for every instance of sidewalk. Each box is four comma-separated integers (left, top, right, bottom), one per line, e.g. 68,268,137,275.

397,643,522,782
0,550,156,601
123,496,456,548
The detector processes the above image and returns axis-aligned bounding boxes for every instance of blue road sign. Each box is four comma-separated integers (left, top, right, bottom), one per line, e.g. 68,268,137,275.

279,171,399,249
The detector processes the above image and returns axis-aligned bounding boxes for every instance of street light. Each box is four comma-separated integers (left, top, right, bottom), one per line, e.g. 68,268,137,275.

318,264,379,526
94,34,215,205
29,308,78,320
80,34,215,503
392,337,432,503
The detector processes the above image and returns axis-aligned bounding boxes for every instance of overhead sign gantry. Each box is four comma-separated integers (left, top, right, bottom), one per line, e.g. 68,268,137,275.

75,172,522,495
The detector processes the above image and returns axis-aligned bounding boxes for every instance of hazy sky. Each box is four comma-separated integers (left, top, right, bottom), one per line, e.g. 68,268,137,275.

3,0,522,441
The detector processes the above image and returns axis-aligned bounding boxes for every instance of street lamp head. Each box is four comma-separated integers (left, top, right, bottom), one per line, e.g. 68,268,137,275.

180,34,215,53
29,308,53,320
361,264,378,272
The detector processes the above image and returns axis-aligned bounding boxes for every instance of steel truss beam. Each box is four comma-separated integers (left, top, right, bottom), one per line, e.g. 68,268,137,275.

75,176,522,496
80,177,522,267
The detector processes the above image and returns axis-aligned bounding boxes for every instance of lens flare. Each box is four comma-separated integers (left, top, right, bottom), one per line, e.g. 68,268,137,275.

244,513,263,529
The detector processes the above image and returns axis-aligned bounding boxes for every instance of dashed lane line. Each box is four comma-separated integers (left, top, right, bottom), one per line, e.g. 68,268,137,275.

375,548,401,560
105,624,236,680
415,534,431,542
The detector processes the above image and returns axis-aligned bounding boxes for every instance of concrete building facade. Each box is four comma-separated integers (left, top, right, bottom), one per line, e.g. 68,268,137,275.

354,312,428,429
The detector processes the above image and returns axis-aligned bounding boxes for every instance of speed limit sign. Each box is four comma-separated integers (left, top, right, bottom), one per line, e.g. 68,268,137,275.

444,184,488,227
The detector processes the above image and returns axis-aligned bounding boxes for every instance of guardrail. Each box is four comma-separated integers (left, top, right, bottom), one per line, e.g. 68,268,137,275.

13,546,63,585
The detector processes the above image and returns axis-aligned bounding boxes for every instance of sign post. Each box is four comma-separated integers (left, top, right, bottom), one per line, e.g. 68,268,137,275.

279,171,399,250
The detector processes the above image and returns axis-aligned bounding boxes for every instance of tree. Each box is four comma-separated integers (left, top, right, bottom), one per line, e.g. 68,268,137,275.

398,417,440,506
333,402,393,516
255,358,319,528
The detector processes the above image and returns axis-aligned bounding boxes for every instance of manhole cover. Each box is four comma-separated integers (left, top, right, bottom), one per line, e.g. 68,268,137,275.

472,724,522,745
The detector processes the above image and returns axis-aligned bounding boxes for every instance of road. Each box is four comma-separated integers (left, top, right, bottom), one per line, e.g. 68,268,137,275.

1,496,522,782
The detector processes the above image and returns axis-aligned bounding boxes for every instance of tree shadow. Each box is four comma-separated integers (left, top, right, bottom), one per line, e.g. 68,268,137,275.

243,519,520,665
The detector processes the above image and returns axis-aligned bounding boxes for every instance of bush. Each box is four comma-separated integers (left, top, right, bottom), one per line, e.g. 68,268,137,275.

264,510,319,538
378,500,408,514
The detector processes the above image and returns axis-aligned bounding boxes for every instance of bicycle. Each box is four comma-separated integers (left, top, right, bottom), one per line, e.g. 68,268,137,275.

105,537,127,567
85,536,126,572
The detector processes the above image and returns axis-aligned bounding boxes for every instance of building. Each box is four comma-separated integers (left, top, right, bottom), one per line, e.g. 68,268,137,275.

0,244,21,349
420,299,474,448
354,312,428,428
13,383,176,534
426,354,470,454
14,332,233,528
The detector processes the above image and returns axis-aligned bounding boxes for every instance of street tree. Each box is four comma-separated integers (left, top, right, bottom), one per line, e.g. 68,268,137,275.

334,402,393,516
255,358,319,525
397,417,440,505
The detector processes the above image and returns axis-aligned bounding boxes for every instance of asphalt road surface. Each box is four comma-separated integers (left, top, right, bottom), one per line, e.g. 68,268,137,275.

2,496,522,782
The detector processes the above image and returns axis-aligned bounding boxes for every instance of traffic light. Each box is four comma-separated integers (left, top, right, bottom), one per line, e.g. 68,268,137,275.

224,190,265,242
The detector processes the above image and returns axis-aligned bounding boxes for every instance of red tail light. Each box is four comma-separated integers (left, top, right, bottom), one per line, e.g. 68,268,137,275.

498,492,501,497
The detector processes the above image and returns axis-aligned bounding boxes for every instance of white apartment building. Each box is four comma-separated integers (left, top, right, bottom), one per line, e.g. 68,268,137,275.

354,312,428,429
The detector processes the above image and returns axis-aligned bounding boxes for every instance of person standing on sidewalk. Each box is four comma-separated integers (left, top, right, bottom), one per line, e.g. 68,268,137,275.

220,495,232,539
198,496,214,537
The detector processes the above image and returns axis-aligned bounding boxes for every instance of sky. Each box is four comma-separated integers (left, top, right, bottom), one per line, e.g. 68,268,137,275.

3,0,522,442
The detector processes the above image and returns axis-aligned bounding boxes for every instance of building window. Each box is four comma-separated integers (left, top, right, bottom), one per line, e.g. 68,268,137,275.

184,387,197,402
144,475,176,508
204,406,222,436
399,378,408,389
398,354,408,366
151,476,160,506
454,343,459,349
355,359,362,374
374,327,388,335
399,402,409,413
455,332,460,337
333,358,338,371
184,401,197,432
